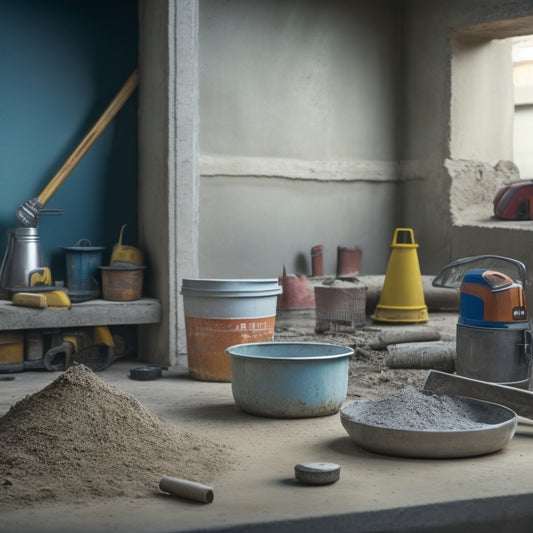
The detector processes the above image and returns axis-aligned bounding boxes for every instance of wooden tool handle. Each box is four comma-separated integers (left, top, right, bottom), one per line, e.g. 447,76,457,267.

12,293,48,308
37,68,139,206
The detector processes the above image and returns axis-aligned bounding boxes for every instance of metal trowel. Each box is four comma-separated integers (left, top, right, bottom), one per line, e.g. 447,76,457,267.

423,370,533,420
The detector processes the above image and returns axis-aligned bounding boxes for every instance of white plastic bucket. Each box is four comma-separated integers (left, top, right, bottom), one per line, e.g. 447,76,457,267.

181,278,282,382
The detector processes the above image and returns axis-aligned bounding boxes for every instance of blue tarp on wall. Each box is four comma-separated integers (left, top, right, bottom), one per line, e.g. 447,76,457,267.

0,0,138,282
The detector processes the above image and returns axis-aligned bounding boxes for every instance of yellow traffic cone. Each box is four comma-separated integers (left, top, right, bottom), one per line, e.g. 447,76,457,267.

371,228,428,323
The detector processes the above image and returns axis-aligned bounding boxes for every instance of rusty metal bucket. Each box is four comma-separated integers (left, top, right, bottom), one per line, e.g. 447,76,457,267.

100,265,146,301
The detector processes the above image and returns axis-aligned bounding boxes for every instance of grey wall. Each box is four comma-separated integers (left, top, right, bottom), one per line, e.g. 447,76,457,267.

197,0,402,278
451,38,514,162
514,105,533,179
138,0,533,363
514,56,533,179
138,0,200,361
199,177,400,278
401,0,533,276
198,0,533,280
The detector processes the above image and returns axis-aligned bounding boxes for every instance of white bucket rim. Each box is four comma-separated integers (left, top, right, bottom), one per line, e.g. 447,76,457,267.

181,278,282,297
182,278,280,283
181,287,282,298
226,341,354,361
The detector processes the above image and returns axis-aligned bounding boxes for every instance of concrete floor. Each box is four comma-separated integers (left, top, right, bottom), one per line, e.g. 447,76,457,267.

2,319,533,532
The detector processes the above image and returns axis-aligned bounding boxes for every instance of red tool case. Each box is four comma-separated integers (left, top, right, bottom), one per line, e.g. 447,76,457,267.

493,181,533,220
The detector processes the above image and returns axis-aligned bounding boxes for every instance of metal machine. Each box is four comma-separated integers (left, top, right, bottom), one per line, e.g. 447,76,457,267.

433,255,532,388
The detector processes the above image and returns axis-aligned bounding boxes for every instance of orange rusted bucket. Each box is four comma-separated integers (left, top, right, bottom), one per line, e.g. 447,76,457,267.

181,279,282,382
100,265,147,301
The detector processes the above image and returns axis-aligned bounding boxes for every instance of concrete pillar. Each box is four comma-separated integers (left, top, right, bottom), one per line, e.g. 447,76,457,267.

138,0,199,364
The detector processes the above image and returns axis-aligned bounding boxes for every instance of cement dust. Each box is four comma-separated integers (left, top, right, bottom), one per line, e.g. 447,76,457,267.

343,385,494,431
0,365,235,510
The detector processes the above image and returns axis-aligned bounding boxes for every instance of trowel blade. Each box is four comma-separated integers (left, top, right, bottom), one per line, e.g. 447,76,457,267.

423,370,533,420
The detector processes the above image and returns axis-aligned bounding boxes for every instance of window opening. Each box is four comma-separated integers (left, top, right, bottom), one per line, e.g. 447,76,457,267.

449,28,533,226
512,35,533,179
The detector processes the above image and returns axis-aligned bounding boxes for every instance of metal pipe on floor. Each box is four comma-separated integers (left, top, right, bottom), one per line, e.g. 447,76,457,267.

357,275,460,313
159,476,214,503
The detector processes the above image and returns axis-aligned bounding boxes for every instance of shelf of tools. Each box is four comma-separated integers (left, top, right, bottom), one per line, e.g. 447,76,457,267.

0,70,163,373
0,297,161,373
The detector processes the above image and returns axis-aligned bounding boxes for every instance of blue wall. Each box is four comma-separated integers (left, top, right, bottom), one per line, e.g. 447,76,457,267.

0,0,138,282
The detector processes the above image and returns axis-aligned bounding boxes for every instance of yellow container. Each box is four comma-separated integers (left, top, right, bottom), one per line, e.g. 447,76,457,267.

371,228,428,323
110,224,144,266
0,333,24,364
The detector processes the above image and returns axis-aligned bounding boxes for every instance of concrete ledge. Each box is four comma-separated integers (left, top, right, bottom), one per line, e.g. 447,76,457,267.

206,493,533,532
0,298,161,330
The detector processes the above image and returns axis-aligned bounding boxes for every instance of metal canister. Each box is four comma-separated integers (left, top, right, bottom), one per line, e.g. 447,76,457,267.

63,239,105,302
456,323,531,387
0,227,42,298
457,269,531,388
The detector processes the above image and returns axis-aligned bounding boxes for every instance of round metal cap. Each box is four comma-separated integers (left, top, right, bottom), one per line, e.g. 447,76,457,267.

294,462,340,485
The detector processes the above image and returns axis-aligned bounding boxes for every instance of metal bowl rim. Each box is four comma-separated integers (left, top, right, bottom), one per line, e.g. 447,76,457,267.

340,395,517,435
227,341,354,360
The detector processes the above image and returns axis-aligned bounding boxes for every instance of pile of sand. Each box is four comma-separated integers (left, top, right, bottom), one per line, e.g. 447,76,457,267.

0,365,234,510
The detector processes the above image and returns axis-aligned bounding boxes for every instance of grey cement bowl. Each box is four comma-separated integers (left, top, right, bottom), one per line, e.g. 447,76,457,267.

340,395,517,459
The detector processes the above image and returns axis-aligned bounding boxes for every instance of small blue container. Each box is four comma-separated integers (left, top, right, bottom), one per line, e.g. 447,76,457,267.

63,239,105,302
227,342,353,418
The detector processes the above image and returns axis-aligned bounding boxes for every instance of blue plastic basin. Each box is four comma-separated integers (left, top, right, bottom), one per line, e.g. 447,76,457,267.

227,342,353,418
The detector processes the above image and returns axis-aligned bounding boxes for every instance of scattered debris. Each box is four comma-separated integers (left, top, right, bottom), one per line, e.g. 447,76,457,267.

366,325,441,350
386,341,456,372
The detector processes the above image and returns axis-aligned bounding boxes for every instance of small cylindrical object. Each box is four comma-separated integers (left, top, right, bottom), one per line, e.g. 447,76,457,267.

311,245,324,277
25,332,44,361
336,246,362,277
386,341,456,372
159,476,214,503
294,462,340,485
368,326,441,349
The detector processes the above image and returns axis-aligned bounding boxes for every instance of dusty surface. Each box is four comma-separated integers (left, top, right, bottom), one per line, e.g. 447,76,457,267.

2,313,533,533
275,310,458,401
0,311,458,513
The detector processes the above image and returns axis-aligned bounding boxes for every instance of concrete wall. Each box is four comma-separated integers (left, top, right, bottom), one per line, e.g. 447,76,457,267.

514,49,533,179
136,0,533,362
138,0,199,362
197,0,533,280
451,38,514,162
197,0,402,278
199,177,400,278
514,103,533,179
401,0,533,277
